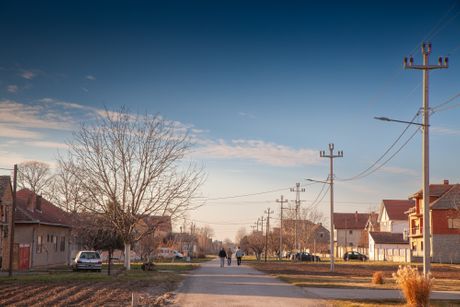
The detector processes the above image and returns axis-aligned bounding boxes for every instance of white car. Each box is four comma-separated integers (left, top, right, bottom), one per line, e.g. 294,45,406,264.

156,247,184,259
72,251,102,271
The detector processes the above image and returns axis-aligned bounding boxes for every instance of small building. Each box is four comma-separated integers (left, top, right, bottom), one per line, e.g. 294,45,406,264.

2,189,72,271
0,176,14,270
368,231,410,262
408,180,460,263
378,199,414,233
334,211,374,257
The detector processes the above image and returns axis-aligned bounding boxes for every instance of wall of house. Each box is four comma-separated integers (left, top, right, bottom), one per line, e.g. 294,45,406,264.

379,209,391,232
0,185,13,271
369,237,410,262
391,220,409,234
336,229,362,248
15,224,71,269
432,234,460,263
432,210,460,235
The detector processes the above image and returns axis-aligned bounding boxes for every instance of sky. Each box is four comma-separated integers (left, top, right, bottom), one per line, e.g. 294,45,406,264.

1,1,460,241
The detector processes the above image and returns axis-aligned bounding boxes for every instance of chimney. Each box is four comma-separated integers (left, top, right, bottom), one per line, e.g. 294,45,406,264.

27,195,34,212
443,179,449,185
36,195,42,211
355,211,358,222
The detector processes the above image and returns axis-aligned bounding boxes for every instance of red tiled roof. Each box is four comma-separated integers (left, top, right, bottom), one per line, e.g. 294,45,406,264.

430,184,460,210
334,212,370,229
141,215,172,233
369,232,408,244
411,183,453,198
15,189,71,227
382,199,414,220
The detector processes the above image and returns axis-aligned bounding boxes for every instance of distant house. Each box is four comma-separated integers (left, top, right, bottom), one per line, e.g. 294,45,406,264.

0,176,13,270
378,199,414,233
334,211,375,257
2,189,72,270
408,180,460,263
281,219,330,253
368,232,410,262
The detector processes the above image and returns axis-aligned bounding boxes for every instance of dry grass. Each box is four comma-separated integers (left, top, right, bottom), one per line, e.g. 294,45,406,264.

393,265,433,307
372,271,384,285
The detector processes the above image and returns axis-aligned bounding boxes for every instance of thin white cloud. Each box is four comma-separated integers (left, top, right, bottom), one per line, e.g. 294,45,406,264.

7,85,18,93
82,87,89,92
20,70,36,80
380,166,417,176
194,139,320,167
0,123,43,139
431,126,460,136
238,112,256,119
86,75,96,80
25,141,69,149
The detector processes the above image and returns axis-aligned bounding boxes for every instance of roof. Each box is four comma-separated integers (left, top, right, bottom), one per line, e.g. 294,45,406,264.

381,199,414,220
15,189,71,228
0,176,12,200
430,184,460,210
334,212,370,229
369,232,408,245
411,183,453,198
140,215,172,233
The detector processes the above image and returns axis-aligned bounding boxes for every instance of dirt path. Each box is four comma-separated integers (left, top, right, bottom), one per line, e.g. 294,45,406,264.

173,258,327,307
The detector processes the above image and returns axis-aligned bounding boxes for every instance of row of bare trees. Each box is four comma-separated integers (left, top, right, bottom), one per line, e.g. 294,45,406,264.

17,107,205,269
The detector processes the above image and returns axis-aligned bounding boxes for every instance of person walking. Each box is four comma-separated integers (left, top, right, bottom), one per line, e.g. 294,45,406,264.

235,246,244,266
218,247,227,267
226,248,233,266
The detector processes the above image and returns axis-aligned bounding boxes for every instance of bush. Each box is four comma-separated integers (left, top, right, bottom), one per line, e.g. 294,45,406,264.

372,271,384,284
393,265,433,307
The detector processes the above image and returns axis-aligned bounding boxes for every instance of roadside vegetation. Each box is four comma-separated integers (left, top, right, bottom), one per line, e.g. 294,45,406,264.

0,262,199,306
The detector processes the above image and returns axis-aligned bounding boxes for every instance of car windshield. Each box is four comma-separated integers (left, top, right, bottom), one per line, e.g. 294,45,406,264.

80,252,100,259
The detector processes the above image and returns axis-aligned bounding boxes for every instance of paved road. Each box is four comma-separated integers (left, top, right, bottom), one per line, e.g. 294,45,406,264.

173,258,327,306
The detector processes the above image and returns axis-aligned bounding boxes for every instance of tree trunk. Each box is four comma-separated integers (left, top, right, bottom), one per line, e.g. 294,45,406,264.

108,248,112,275
124,243,131,270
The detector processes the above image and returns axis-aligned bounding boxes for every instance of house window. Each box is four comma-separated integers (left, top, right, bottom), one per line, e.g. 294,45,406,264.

349,230,353,235
319,232,324,238
53,236,58,252
37,235,43,253
448,218,460,229
349,242,353,247
60,237,66,252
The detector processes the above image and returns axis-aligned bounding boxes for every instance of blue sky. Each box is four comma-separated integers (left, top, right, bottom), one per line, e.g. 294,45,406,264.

1,1,460,240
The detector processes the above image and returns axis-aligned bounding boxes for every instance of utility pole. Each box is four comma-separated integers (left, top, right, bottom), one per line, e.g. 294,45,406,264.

404,43,448,276
259,216,265,234
264,208,273,262
290,183,305,252
250,225,256,233
320,143,343,273
8,164,17,277
276,195,288,261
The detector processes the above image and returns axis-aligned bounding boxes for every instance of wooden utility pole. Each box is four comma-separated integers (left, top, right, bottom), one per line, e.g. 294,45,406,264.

8,164,17,277
264,208,273,262
276,195,288,260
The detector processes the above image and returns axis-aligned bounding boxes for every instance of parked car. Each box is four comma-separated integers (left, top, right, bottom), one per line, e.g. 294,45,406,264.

343,251,368,261
292,252,321,262
72,251,102,271
156,247,184,259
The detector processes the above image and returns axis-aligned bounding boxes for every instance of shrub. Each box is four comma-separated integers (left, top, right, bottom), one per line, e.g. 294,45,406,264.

393,265,433,307
372,271,384,284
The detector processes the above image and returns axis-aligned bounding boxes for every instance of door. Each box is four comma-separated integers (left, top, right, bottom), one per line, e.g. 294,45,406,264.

19,244,30,270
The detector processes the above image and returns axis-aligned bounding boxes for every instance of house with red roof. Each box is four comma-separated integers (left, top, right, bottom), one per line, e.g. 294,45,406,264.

367,199,413,262
2,189,73,270
333,211,375,257
408,180,460,263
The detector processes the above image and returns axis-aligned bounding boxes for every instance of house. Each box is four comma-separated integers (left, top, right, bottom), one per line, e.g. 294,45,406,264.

408,180,460,263
334,211,375,257
280,219,330,253
368,232,410,262
2,189,73,270
133,215,172,260
0,176,13,270
378,199,414,233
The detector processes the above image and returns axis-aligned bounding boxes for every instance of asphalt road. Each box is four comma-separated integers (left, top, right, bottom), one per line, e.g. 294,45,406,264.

172,258,327,307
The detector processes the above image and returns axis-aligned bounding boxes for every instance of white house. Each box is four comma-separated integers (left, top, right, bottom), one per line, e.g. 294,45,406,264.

369,232,410,262
378,199,414,233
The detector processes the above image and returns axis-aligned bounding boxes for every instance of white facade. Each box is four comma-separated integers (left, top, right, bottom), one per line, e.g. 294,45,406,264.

379,205,408,233
368,233,410,262
335,228,362,248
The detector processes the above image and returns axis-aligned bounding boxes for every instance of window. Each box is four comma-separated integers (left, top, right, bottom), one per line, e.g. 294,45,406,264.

319,232,324,238
448,218,460,229
349,230,353,235
60,237,65,252
53,235,58,252
37,235,43,253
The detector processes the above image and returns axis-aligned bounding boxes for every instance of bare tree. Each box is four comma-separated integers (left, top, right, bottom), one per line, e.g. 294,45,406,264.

234,227,247,245
59,107,204,269
17,161,53,194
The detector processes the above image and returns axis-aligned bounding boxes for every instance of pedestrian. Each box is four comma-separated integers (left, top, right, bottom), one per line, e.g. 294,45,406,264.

218,247,227,267
226,248,233,266
235,246,244,266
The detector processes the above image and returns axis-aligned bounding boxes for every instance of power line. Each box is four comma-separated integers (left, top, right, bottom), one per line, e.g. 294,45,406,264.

431,91,460,113
337,111,421,182
194,187,290,201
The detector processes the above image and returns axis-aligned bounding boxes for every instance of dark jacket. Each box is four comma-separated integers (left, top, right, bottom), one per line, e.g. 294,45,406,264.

218,249,227,258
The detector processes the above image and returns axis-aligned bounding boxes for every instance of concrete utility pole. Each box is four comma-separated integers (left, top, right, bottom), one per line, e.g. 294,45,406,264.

290,183,305,252
264,208,273,262
259,216,265,234
320,143,343,273
404,43,448,276
8,164,17,277
276,195,288,260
